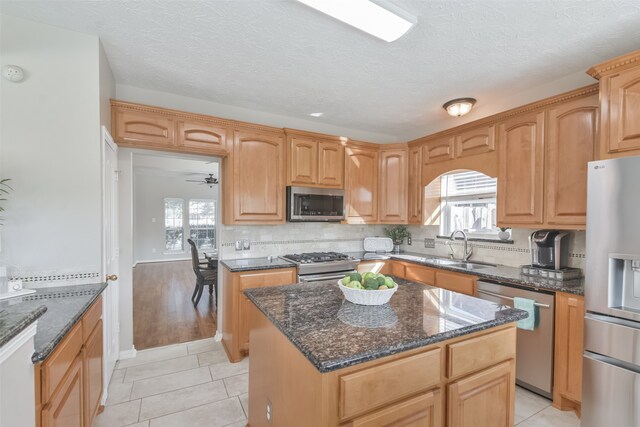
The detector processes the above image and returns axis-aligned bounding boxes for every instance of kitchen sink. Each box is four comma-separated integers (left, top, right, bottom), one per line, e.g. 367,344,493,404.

427,259,496,270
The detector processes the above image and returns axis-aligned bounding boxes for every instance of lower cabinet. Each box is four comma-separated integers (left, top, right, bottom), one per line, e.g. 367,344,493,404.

447,360,516,427
349,389,441,427
553,292,584,415
37,296,103,427
222,267,297,362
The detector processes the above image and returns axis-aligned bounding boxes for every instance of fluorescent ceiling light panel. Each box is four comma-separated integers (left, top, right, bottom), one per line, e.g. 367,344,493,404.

297,0,416,42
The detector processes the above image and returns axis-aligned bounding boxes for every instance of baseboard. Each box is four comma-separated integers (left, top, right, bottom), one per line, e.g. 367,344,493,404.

214,330,222,342
134,257,191,267
119,347,137,360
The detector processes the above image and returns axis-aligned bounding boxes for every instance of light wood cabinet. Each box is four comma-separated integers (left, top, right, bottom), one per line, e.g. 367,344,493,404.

345,145,379,224
454,125,496,158
113,108,175,148
42,355,84,427
350,390,441,427
37,297,103,427
447,360,516,427
422,137,455,165
317,140,344,187
379,148,408,224
404,264,436,286
553,292,584,415
588,50,640,158
497,111,546,227
408,146,423,224
286,130,344,188
435,270,476,296
176,119,227,152
546,95,598,228
222,267,297,362
231,129,285,223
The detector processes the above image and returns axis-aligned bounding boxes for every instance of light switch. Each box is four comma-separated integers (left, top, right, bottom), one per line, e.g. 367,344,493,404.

235,241,242,251
242,238,251,250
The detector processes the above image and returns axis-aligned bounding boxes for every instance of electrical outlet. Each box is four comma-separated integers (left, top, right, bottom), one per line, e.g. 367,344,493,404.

235,240,243,251
424,238,435,249
407,236,412,245
242,238,251,250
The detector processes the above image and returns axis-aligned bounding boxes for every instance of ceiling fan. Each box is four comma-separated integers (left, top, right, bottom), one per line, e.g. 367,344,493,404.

186,174,219,187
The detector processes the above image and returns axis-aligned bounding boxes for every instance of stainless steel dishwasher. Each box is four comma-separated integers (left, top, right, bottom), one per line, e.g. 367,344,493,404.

476,280,555,398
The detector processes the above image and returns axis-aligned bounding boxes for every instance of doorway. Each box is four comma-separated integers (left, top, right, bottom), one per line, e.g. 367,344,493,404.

130,151,220,350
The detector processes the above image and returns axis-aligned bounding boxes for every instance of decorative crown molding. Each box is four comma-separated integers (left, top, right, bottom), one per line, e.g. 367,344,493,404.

586,49,640,80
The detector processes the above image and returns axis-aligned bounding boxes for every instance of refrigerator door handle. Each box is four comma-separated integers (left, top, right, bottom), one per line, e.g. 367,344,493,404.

584,351,640,375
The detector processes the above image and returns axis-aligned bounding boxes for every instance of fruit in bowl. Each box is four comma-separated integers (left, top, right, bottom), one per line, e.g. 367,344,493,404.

338,272,398,306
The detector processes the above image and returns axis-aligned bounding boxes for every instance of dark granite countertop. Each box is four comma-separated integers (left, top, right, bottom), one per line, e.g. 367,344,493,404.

0,301,47,348
245,277,527,373
0,283,107,363
348,251,584,296
220,257,296,272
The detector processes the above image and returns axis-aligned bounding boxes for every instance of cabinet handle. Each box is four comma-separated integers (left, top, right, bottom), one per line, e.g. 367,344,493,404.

477,289,550,308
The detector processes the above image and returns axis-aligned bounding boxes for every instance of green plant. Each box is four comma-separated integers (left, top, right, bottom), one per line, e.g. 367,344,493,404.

384,225,411,244
0,179,12,223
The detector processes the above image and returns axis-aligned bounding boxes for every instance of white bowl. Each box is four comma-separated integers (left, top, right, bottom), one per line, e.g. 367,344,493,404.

337,280,398,306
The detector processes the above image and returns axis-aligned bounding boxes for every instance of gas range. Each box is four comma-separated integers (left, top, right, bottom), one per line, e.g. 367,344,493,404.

281,252,359,281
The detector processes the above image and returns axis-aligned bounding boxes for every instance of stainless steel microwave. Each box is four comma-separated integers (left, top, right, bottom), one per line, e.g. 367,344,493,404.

286,186,345,222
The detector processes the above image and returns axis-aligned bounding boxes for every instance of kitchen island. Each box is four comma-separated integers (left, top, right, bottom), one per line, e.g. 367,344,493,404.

245,277,528,427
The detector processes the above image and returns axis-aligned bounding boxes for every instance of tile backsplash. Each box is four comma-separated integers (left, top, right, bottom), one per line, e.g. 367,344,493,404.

220,223,586,271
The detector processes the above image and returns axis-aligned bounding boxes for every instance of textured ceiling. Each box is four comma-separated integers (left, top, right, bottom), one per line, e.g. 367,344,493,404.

2,0,640,141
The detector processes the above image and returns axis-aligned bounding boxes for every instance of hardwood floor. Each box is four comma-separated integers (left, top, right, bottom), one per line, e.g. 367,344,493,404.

133,260,216,350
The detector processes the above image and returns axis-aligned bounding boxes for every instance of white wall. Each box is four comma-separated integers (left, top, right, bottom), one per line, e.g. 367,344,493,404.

0,15,106,280
99,42,116,132
134,172,218,263
115,84,397,144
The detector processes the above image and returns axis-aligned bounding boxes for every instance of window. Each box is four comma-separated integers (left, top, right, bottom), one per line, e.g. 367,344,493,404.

439,171,498,238
164,198,184,251
189,199,216,250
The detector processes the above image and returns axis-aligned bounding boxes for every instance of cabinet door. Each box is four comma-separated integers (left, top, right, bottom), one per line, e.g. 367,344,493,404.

42,356,84,427
455,125,496,158
83,320,103,427
435,271,476,296
379,149,408,224
289,137,318,185
408,146,423,224
345,146,379,224
546,96,598,227
604,67,640,154
317,140,344,188
177,120,227,154
422,137,454,165
404,264,436,286
447,360,515,427
113,108,175,148
554,293,585,404
233,130,285,222
351,389,441,427
497,112,545,226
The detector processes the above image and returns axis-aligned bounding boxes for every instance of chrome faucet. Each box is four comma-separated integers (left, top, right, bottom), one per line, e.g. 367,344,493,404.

449,229,473,261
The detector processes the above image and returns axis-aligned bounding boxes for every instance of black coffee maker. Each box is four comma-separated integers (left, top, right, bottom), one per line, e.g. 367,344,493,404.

529,230,570,270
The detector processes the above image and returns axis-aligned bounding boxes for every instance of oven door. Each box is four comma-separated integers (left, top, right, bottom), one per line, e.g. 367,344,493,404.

298,271,356,283
287,186,345,222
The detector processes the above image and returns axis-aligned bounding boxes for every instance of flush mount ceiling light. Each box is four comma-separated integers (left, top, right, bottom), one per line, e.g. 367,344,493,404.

443,98,477,117
309,112,324,117
296,0,416,42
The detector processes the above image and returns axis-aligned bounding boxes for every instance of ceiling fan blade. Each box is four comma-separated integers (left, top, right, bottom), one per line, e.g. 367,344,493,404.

186,179,203,182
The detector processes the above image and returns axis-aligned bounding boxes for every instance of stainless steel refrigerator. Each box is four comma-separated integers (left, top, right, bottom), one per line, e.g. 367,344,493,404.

583,156,640,427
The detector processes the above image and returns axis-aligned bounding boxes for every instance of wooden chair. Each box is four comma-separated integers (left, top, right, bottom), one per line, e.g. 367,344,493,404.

188,238,217,307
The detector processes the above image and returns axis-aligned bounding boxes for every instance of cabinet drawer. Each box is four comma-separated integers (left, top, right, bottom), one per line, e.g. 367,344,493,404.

238,268,296,291
82,296,102,343
41,322,83,403
435,271,475,296
391,261,406,278
405,264,436,285
447,327,516,379
339,349,441,420
349,389,441,427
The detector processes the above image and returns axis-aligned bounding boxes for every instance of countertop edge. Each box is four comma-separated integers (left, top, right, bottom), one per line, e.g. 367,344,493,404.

0,305,48,348
220,258,296,272
31,282,108,364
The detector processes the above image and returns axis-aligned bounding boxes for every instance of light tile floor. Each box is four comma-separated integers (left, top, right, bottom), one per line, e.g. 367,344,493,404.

96,338,580,427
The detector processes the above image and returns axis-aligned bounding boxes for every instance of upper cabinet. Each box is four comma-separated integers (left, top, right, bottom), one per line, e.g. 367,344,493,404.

408,146,423,224
379,148,408,224
497,111,546,226
587,50,640,159
345,144,379,224
111,100,229,157
285,130,344,188
422,136,454,165
546,95,598,227
227,128,286,224
455,125,496,158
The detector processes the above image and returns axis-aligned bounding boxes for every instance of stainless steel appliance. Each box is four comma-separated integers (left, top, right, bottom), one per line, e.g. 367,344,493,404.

528,230,569,270
583,156,640,427
286,186,345,222
281,252,359,282
476,280,555,398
